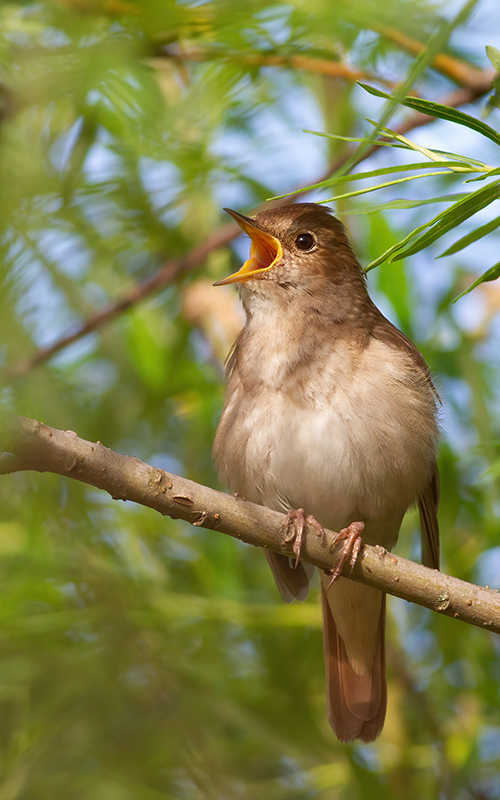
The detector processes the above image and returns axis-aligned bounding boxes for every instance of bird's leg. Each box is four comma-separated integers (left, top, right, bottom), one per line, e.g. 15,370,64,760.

284,508,324,568
325,521,365,590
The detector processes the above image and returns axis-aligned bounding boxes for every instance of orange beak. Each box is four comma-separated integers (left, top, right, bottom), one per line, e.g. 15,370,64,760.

213,208,283,286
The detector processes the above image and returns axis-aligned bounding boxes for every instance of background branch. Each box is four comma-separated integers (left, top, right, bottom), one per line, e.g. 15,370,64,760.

377,25,495,89
3,416,499,634
163,45,397,87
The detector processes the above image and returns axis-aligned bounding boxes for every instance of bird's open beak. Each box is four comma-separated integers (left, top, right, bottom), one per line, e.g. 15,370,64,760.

213,208,283,286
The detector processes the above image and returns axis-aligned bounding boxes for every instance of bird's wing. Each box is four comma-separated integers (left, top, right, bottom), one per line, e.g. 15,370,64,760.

371,312,440,402
371,311,440,570
418,459,440,570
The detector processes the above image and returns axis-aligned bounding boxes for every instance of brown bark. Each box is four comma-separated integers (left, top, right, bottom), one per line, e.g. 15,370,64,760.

2,416,499,635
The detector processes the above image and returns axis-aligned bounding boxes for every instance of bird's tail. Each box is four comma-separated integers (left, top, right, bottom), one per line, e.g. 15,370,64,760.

320,572,386,742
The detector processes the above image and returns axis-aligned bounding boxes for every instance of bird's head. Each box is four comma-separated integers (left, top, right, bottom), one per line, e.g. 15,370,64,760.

214,204,366,291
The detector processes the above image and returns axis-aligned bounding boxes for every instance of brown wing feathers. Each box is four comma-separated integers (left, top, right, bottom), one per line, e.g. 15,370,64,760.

418,461,440,570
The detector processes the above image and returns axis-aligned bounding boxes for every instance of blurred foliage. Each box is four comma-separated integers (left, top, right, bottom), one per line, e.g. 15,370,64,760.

485,45,500,115
1,0,500,798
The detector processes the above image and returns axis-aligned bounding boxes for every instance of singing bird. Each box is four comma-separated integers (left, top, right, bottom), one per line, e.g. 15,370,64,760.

213,203,439,742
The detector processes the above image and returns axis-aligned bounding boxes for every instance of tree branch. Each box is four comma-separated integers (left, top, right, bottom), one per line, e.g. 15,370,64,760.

163,44,397,88
2,415,499,634
377,25,495,91
7,222,239,377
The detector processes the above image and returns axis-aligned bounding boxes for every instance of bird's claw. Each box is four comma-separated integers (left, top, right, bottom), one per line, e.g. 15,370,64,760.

325,520,365,590
284,508,324,568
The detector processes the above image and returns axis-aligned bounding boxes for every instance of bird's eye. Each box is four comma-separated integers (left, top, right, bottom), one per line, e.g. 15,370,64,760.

295,232,315,251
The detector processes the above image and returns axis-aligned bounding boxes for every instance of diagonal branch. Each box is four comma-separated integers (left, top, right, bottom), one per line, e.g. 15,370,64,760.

377,25,495,90
2,415,500,634
8,221,239,377
8,75,494,379
163,44,397,87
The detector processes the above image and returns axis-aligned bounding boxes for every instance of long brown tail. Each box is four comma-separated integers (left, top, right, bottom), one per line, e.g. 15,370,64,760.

321,575,387,742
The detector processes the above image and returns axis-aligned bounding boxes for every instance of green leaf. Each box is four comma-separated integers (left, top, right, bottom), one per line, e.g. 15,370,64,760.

480,454,500,481
321,161,463,186
454,261,500,301
368,213,411,329
307,129,449,153
486,45,500,73
365,120,490,173
322,170,453,204
310,129,489,170
339,193,467,216
465,167,500,183
365,219,432,271
367,181,500,268
418,149,489,168
366,119,456,165
269,149,451,200
335,0,482,183
270,166,454,203
359,83,500,148
439,214,500,257
390,180,500,260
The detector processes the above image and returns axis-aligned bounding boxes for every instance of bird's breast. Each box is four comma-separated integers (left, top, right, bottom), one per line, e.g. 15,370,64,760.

214,334,438,534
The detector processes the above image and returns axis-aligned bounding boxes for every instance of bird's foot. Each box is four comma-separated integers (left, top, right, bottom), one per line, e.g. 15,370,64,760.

325,521,365,590
284,508,324,568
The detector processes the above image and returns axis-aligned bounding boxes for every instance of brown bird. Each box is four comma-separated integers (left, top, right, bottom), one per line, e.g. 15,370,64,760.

213,203,439,742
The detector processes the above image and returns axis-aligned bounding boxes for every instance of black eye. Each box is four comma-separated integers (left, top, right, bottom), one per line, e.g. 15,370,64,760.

295,232,315,251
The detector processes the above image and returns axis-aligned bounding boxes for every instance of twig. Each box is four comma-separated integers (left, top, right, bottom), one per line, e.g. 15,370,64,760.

8,222,239,377
377,25,495,91
7,77,494,378
163,44,397,88
2,415,500,634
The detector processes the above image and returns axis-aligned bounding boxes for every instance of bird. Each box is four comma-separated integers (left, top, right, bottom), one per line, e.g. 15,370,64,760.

212,203,440,743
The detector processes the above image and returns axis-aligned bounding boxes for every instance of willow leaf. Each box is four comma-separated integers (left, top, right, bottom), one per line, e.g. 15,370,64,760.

454,261,500,301
340,193,467,216
390,180,500,260
486,45,500,73
323,171,452,203
465,167,500,183
365,220,432,271
319,161,468,187
439,214,500,257
359,83,500,148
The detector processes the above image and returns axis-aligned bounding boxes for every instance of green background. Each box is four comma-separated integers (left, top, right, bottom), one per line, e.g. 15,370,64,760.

1,0,500,797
